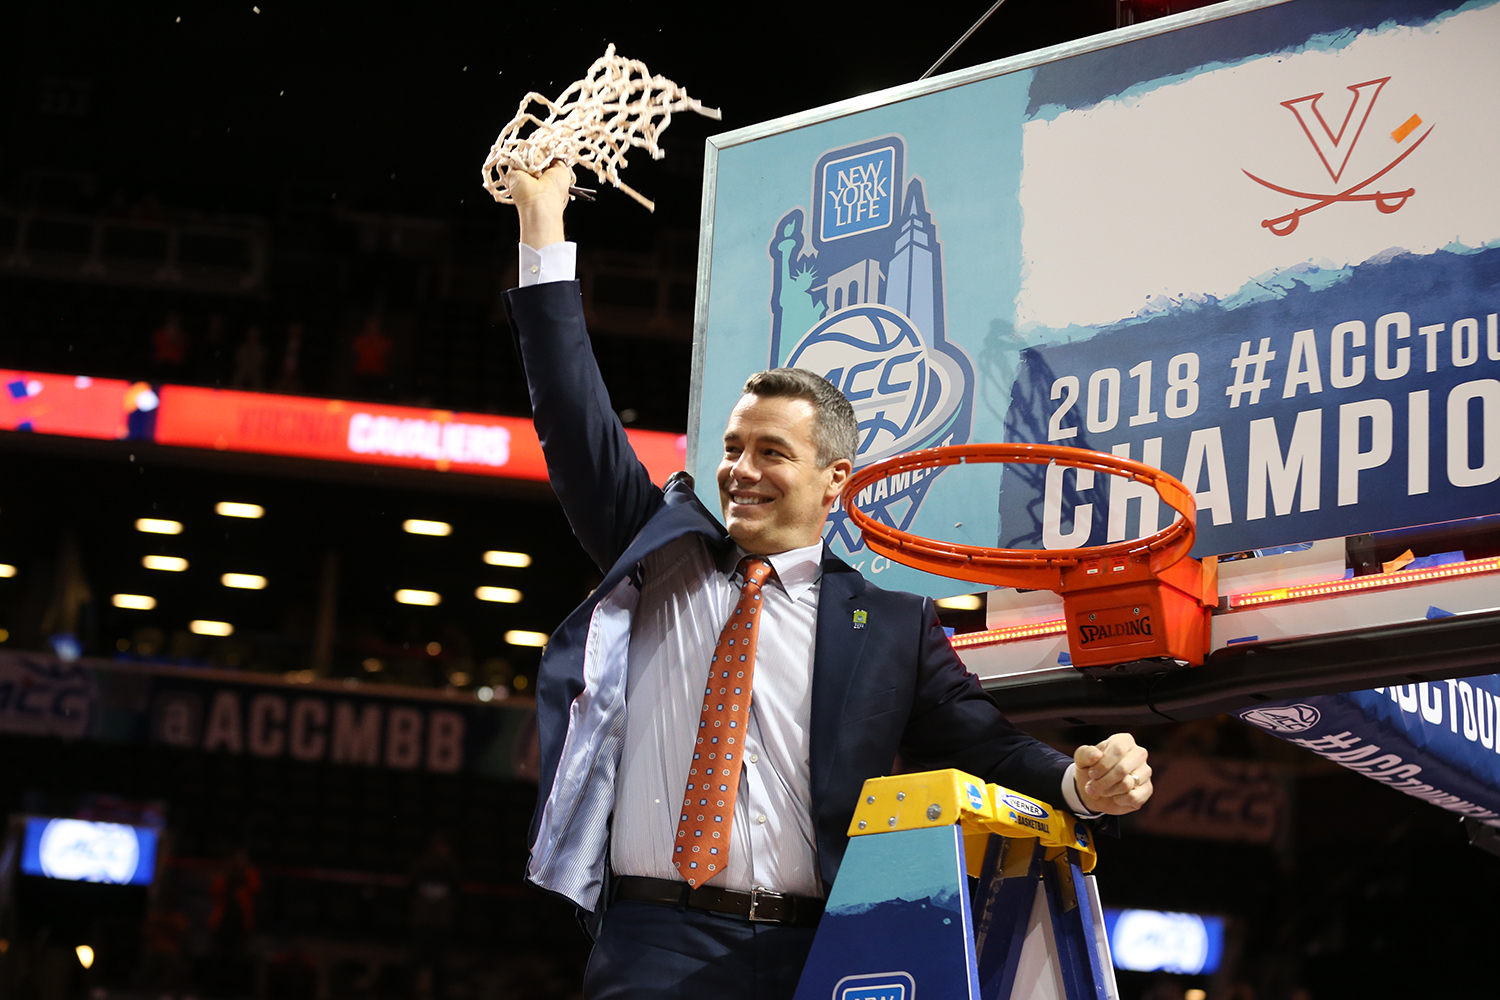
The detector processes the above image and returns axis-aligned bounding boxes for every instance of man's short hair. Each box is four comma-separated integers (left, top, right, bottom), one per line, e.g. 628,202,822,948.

741,367,858,468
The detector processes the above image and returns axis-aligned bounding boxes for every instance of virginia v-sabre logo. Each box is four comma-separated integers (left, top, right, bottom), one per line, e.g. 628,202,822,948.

767,135,975,554
1242,75,1433,236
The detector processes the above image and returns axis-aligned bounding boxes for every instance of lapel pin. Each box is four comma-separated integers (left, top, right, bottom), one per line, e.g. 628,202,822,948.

852,609,867,629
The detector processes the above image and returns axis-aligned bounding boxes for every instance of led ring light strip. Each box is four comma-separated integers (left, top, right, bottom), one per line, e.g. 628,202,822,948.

950,556,1500,650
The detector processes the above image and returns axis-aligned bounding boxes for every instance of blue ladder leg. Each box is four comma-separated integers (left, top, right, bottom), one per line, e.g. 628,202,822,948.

1041,847,1112,1000
972,834,1047,1000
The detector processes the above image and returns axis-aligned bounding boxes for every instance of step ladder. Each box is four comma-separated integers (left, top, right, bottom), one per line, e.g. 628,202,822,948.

793,769,1118,1000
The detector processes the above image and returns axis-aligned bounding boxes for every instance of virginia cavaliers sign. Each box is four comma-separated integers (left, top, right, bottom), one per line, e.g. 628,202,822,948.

1244,75,1434,235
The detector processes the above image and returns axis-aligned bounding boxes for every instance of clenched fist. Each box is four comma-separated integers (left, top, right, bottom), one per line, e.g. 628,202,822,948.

1074,733,1152,815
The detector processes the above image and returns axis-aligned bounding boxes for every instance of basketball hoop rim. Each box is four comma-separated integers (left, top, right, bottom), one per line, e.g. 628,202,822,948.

840,443,1198,584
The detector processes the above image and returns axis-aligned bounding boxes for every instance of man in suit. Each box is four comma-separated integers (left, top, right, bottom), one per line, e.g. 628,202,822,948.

503,165,1153,1000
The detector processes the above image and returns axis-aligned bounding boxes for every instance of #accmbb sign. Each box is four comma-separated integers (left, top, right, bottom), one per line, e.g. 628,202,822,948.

0,652,539,780
694,0,1500,598
1240,675,1500,826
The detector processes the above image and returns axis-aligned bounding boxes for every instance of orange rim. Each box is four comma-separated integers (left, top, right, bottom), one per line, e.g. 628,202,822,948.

840,443,1198,590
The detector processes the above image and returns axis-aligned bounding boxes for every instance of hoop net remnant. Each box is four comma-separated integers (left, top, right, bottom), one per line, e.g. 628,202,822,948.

481,44,721,213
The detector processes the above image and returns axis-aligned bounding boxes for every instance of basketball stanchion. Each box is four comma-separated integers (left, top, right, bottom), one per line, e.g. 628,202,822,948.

792,769,1117,1000
841,444,1219,671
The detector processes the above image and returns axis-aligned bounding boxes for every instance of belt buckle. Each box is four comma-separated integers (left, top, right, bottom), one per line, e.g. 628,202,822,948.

747,886,786,923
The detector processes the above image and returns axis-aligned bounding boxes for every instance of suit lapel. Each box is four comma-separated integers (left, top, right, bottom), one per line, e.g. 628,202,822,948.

809,547,869,815
600,482,727,593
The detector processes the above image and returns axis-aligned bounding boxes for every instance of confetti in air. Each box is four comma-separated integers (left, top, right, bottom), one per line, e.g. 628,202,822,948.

481,45,720,212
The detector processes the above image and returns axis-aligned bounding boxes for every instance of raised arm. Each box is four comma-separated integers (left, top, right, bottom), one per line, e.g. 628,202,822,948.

503,165,664,571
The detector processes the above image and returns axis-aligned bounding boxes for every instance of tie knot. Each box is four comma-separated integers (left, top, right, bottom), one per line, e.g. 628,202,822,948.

738,556,772,587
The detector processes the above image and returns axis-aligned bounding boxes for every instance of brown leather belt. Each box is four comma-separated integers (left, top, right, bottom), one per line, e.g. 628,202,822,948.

611,874,824,927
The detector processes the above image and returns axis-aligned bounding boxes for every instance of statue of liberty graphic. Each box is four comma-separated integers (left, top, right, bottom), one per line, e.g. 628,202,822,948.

768,214,825,367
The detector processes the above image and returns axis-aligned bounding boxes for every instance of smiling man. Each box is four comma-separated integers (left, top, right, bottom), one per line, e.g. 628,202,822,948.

501,163,1153,1000
719,373,854,556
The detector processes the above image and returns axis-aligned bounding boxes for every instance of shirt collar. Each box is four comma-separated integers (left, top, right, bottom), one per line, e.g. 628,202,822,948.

723,539,824,602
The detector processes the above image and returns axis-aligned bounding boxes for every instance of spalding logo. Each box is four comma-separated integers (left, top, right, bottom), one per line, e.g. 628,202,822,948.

1240,703,1321,734
788,305,969,465
1001,794,1048,819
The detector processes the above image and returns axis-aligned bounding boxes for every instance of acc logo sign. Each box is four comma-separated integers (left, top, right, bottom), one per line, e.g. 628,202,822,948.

834,971,916,1000
768,135,974,553
788,305,969,466
1000,794,1048,819
1240,703,1321,734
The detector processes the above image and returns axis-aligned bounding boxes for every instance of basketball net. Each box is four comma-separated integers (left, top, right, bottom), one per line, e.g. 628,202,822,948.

481,44,721,213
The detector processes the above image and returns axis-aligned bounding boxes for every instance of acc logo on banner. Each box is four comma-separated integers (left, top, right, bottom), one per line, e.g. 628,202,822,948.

1241,704,1321,734
0,654,96,739
767,135,975,553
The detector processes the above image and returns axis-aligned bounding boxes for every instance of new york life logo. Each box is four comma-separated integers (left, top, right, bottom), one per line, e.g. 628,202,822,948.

767,135,974,554
1243,75,1433,236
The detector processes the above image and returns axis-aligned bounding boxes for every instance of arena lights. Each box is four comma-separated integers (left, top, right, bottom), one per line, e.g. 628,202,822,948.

215,502,264,519
142,555,188,572
1227,555,1500,608
403,519,452,537
947,619,1068,649
505,629,549,647
935,594,983,611
395,589,442,606
483,550,532,568
0,565,15,578
135,518,183,535
221,573,268,590
189,620,234,637
112,594,157,610
475,586,523,603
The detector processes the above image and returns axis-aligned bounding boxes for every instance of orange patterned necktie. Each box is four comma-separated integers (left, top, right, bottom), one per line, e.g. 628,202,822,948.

674,555,773,887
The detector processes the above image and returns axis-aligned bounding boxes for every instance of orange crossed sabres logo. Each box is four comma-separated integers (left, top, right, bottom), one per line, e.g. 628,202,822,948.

1244,76,1434,236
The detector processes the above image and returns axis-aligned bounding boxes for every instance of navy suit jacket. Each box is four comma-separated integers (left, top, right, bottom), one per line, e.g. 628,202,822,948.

506,280,1072,909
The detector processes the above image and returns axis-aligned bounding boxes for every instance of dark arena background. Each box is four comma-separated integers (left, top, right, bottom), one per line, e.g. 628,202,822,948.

1,2,1497,999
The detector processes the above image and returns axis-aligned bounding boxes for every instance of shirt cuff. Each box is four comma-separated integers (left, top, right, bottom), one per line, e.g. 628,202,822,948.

1062,763,1105,820
518,241,577,286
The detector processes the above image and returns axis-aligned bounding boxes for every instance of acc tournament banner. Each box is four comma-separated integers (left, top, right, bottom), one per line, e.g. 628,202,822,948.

1239,675,1500,827
693,0,1500,598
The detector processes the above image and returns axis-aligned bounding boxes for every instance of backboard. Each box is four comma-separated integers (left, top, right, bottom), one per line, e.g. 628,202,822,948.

690,0,1500,711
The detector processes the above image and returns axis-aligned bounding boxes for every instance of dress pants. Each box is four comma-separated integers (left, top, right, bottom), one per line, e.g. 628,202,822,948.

583,899,819,1000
